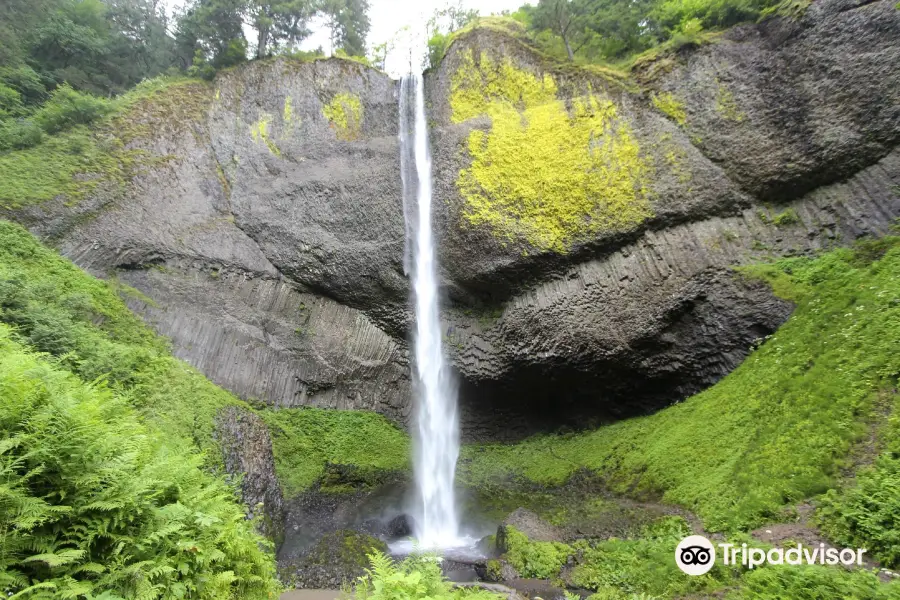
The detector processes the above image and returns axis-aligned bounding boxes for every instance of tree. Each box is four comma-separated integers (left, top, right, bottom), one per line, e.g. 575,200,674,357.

424,1,478,70
321,0,370,57
250,0,316,59
531,0,582,60
574,0,659,60
176,0,248,69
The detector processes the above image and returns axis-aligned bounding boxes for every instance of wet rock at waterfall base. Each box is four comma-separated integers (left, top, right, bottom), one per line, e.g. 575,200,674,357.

476,533,498,557
282,530,387,589
479,558,520,583
385,514,415,538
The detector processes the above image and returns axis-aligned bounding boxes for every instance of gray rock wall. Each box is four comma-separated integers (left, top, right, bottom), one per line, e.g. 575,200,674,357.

6,0,899,440
216,406,286,545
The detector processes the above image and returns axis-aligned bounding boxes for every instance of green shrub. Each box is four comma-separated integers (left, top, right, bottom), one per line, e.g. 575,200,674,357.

502,527,572,579
773,208,800,227
427,32,450,70
0,118,43,151
654,0,767,32
729,565,900,599
669,17,706,48
817,454,900,568
353,552,502,600
0,66,48,106
568,518,740,597
32,84,113,134
817,385,900,568
0,327,280,599
0,83,23,117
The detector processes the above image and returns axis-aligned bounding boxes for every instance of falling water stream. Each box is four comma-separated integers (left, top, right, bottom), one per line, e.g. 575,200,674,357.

398,73,466,550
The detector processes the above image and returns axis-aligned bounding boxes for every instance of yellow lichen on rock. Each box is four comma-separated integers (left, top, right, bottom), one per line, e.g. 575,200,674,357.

322,93,362,141
651,92,687,126
283,95,299,134
714,79,746,123
450,50,558,123
250,113,281,156
451,50,652,253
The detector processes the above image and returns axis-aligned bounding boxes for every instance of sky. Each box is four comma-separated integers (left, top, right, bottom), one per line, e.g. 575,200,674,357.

163,0,527,77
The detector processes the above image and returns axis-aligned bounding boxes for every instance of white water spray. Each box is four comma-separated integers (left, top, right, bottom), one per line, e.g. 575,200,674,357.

399,73,462,549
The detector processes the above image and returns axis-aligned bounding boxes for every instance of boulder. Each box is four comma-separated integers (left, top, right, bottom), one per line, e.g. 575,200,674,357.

215,406,285,547
386,513,415,538
496,508,562,554
287,529,387,589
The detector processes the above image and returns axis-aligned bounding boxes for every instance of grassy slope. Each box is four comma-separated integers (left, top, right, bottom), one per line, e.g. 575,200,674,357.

460,238,900,537
499,517,900,599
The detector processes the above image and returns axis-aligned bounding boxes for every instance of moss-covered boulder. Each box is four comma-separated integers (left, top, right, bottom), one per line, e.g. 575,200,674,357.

286,529,388,589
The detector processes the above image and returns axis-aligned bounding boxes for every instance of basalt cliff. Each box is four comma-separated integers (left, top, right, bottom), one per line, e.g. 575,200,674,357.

7,0,899,446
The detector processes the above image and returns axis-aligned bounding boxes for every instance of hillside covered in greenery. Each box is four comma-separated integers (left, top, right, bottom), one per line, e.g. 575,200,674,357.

0,220,410,597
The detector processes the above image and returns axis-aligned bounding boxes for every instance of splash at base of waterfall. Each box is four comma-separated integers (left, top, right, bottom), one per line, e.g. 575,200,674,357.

387,534,482,557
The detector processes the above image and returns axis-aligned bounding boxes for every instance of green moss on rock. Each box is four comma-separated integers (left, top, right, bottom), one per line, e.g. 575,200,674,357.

451,50,652,253
501,526,571,579
259,407,410,498
322,92,363,141
0,77,211,209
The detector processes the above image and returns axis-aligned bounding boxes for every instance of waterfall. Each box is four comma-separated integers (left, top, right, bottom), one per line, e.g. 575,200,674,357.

399,73,461,549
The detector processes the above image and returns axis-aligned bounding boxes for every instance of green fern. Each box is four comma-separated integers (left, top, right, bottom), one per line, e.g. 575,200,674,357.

0,327,280,599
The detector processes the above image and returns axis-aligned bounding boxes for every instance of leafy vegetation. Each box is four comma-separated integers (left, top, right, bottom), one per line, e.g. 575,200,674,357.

495,517,900,599
460,238,900,533
0,220,250,461
730,566,900,600
502,527,572,578
507,0,801,68
818,386,900,567
0,328,280,599
259,407,410,497
568,518,745,597
450,49,651,252
351,552,502,600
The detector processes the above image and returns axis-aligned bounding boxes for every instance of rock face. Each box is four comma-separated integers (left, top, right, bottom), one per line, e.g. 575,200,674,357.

423,0,900,438
12,57,413,425
7,0,900,441
215,406,285,545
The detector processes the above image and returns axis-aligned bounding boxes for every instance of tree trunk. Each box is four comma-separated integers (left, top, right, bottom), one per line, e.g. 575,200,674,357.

563,34,574,61
256,25,270,59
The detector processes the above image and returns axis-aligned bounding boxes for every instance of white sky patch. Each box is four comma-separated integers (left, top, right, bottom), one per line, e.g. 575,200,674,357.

162,0,527,77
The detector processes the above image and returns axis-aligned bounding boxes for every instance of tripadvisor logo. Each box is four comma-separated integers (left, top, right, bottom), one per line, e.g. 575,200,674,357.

676,535,716,575
675,535,867,575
